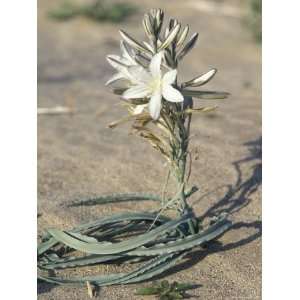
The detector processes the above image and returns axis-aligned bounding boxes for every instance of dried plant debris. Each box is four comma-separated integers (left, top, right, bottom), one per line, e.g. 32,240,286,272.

86,281,99,298
49,0,136,23
37,106,74,115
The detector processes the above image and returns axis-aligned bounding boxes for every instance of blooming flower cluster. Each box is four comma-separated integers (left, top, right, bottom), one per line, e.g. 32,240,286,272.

109,51,183,120
106,9,228,121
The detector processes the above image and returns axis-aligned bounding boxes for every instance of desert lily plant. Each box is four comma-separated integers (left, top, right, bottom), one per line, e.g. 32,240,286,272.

38,9,231,289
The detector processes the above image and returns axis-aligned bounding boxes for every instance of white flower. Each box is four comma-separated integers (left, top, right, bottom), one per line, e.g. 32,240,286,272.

106,41,138,86
122,52,184,120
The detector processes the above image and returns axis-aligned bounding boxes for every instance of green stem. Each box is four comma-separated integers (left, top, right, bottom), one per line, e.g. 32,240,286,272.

169,98,197,236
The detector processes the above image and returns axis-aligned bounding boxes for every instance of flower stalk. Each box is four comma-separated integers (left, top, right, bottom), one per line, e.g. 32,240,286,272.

105,6,230,215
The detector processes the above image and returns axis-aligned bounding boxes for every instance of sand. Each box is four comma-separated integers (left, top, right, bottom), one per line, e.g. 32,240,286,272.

38,0,261,298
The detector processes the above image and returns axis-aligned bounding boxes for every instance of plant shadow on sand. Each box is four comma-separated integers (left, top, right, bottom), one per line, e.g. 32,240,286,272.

151,136,262,281
198,136,262,218
37,137,262,295
37,280,56,295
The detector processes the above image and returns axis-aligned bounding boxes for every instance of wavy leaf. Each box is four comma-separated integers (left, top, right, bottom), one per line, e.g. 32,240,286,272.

47,214,191,255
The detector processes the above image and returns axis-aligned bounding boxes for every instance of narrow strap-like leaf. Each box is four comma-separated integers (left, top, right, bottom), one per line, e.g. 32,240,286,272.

40,254,124,270
38,212,170,256
47,214,191,255
128,217,232,256
38,237,58,256
72,212,169,233
182,90,230,99
121,252,186,284
68,193,161,207
38,252,182,286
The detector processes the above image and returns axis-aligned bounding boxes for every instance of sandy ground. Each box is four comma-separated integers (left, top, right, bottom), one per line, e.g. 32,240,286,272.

38,0,261,299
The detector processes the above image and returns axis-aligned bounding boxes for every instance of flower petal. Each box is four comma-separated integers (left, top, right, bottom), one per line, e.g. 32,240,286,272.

149,52,162,77
148,91,162,120
127,66,152,83
120,41,136,65
106,55,128,71
162,84,184,102
122,84,149,99
163,69,177,85
105,72,124,86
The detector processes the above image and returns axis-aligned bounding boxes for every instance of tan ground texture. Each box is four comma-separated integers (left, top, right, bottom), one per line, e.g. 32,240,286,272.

38,0,261,299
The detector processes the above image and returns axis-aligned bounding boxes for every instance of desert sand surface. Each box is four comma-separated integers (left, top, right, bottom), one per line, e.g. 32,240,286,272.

38,0,261,299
